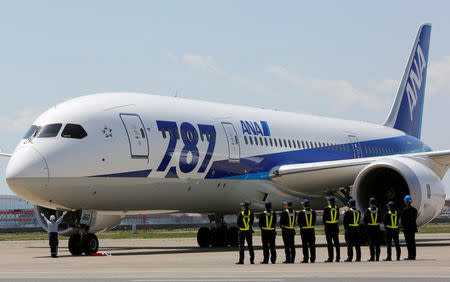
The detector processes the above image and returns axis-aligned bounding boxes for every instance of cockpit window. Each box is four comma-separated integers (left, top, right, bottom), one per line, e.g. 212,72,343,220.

61,124,88,139
37,123,62,138
23,125,39,139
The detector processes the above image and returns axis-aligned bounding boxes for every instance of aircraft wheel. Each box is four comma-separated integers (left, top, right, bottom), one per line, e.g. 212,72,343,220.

210,227,227,247
197,227,210,247
68,234,83,256
82,233,99,255
227,226,239,247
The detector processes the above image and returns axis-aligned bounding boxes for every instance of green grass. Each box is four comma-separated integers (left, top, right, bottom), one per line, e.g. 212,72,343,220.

0,222,449,241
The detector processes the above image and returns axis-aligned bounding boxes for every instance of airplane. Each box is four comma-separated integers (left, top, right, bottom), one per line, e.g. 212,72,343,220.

1,23,449,256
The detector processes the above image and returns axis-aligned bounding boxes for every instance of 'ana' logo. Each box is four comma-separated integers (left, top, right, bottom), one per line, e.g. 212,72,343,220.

240,120,270,136
405,43,426,121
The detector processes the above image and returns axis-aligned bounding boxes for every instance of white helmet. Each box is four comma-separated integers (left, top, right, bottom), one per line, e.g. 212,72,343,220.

50,215,56,221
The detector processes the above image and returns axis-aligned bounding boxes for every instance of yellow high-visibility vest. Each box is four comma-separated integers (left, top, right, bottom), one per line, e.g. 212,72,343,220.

386,211,398,229
325,205,338,224
283,209,296,229
367,207,379,226
261,211,275,230
348,208,360,227
302,209,314,229
240,210,251,231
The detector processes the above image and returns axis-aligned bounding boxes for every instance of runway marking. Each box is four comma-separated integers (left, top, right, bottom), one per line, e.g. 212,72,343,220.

130,280,284,282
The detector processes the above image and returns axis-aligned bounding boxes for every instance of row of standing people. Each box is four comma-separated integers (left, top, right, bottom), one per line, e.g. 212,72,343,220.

236,195,418,264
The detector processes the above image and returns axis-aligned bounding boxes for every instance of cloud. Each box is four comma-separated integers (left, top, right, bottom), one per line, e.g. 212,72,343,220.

0,107,43,133
266,65,387,111
428,56,450,97
181,53,275,96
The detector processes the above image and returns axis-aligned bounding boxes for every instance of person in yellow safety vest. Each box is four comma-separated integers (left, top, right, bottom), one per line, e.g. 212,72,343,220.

363,197,381,261
236,201,255,264
384,201,401,261
280,200,296,263
297,199,316,263
258,201,277,264
343,199,361,262
323,195,340,262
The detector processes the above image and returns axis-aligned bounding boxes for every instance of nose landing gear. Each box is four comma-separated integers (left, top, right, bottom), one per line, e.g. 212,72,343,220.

68,233,99,256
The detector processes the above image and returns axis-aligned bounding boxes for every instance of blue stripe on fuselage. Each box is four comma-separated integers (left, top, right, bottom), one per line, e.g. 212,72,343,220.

206,134,430,180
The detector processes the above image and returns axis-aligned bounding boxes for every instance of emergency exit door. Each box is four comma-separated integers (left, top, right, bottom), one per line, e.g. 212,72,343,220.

348,135,363,158
222,122,240,163
120,114,149,158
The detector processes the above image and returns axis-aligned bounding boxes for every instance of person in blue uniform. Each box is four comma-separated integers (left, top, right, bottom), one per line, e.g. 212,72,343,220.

344,199,361,262
384,201,401,261
42,211,67,258
323,196,340,262
363,197,381,261
280,200,296,263
258,201,277,264
297,199,316,263
401,195,418,260
236,201,255,264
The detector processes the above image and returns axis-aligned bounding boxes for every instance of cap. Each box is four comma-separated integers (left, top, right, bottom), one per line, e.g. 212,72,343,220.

327,196,335,204
404,195,412,203
50,215,56,220
369,197,376,204
387,201,395,207
348,199,356,207
286,200,293,207
264,201,272,209
303,199,310,207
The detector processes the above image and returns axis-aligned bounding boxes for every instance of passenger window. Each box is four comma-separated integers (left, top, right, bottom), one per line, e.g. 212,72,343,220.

200,133,204,142
169,130,174,139
279,139,283,147
302,141,306,149
37,123,62,138
61,124,88,139
283,139,287,147
292,140,296,148
297,140,301,148
264,138,268,146
249,136,253,145
274,138,277,147
254,136,258,145
244,136,248,145
23,125,39,139
288,140,292,148
269,138,273,146
161,130,167,139
260,137,263,146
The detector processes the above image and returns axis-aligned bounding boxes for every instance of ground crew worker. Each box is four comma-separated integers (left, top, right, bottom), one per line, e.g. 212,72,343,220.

344,199,361,262
363,197,381,261
280,200,296,263
41,211,67,258
297,199,316,263
258,201,277,264
384,201,401,261
236,201,255,264
323,195,340,262
401,195,418,260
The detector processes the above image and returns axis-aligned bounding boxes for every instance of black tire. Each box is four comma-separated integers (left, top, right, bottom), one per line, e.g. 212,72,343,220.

227,226,239,247
197,227,210,247
211,226,227,247
68,234,83,256
82,233,99,255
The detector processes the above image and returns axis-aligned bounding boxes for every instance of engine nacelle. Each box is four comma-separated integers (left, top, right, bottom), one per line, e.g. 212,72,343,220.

35,206,122,236
352,156,446,226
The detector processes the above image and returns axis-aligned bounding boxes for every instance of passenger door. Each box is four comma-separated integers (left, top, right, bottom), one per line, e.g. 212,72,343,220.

120,114,149,158
348,135,363,158
222,122,240,163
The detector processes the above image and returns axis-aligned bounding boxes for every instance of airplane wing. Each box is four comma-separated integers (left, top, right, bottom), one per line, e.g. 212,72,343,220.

0,148,12,158
269,150,450,195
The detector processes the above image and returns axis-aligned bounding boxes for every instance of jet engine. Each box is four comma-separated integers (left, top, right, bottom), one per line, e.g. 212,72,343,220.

352,156,446,226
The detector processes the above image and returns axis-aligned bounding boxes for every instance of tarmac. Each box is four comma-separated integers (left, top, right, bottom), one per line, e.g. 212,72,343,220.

0,233,449,281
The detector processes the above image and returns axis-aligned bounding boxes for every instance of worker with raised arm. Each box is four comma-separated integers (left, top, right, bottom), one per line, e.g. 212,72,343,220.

41,211,67,258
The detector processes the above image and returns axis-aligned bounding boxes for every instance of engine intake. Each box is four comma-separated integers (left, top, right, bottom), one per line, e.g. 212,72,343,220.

352,156,445,226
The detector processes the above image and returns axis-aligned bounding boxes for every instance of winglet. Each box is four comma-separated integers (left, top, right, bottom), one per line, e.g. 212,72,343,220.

384,23,432,139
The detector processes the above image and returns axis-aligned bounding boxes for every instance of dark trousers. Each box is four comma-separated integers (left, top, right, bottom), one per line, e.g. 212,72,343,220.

261,230,276,263
325,224,340,260
238,230,254,263
386,228,401,260
345,228,361,261
367,226,381,260
300,229,316,263
282,228,296,263
404,231,416,259
49,232,59,257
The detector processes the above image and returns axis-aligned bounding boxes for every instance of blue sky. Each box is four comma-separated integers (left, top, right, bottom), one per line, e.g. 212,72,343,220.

0,1,449,197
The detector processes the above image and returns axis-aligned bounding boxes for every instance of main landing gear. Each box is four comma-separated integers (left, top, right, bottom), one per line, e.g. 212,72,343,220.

197,214,239,248
68,233,99,256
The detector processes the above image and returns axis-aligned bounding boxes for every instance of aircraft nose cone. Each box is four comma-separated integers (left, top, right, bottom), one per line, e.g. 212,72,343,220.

6,146,49,180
